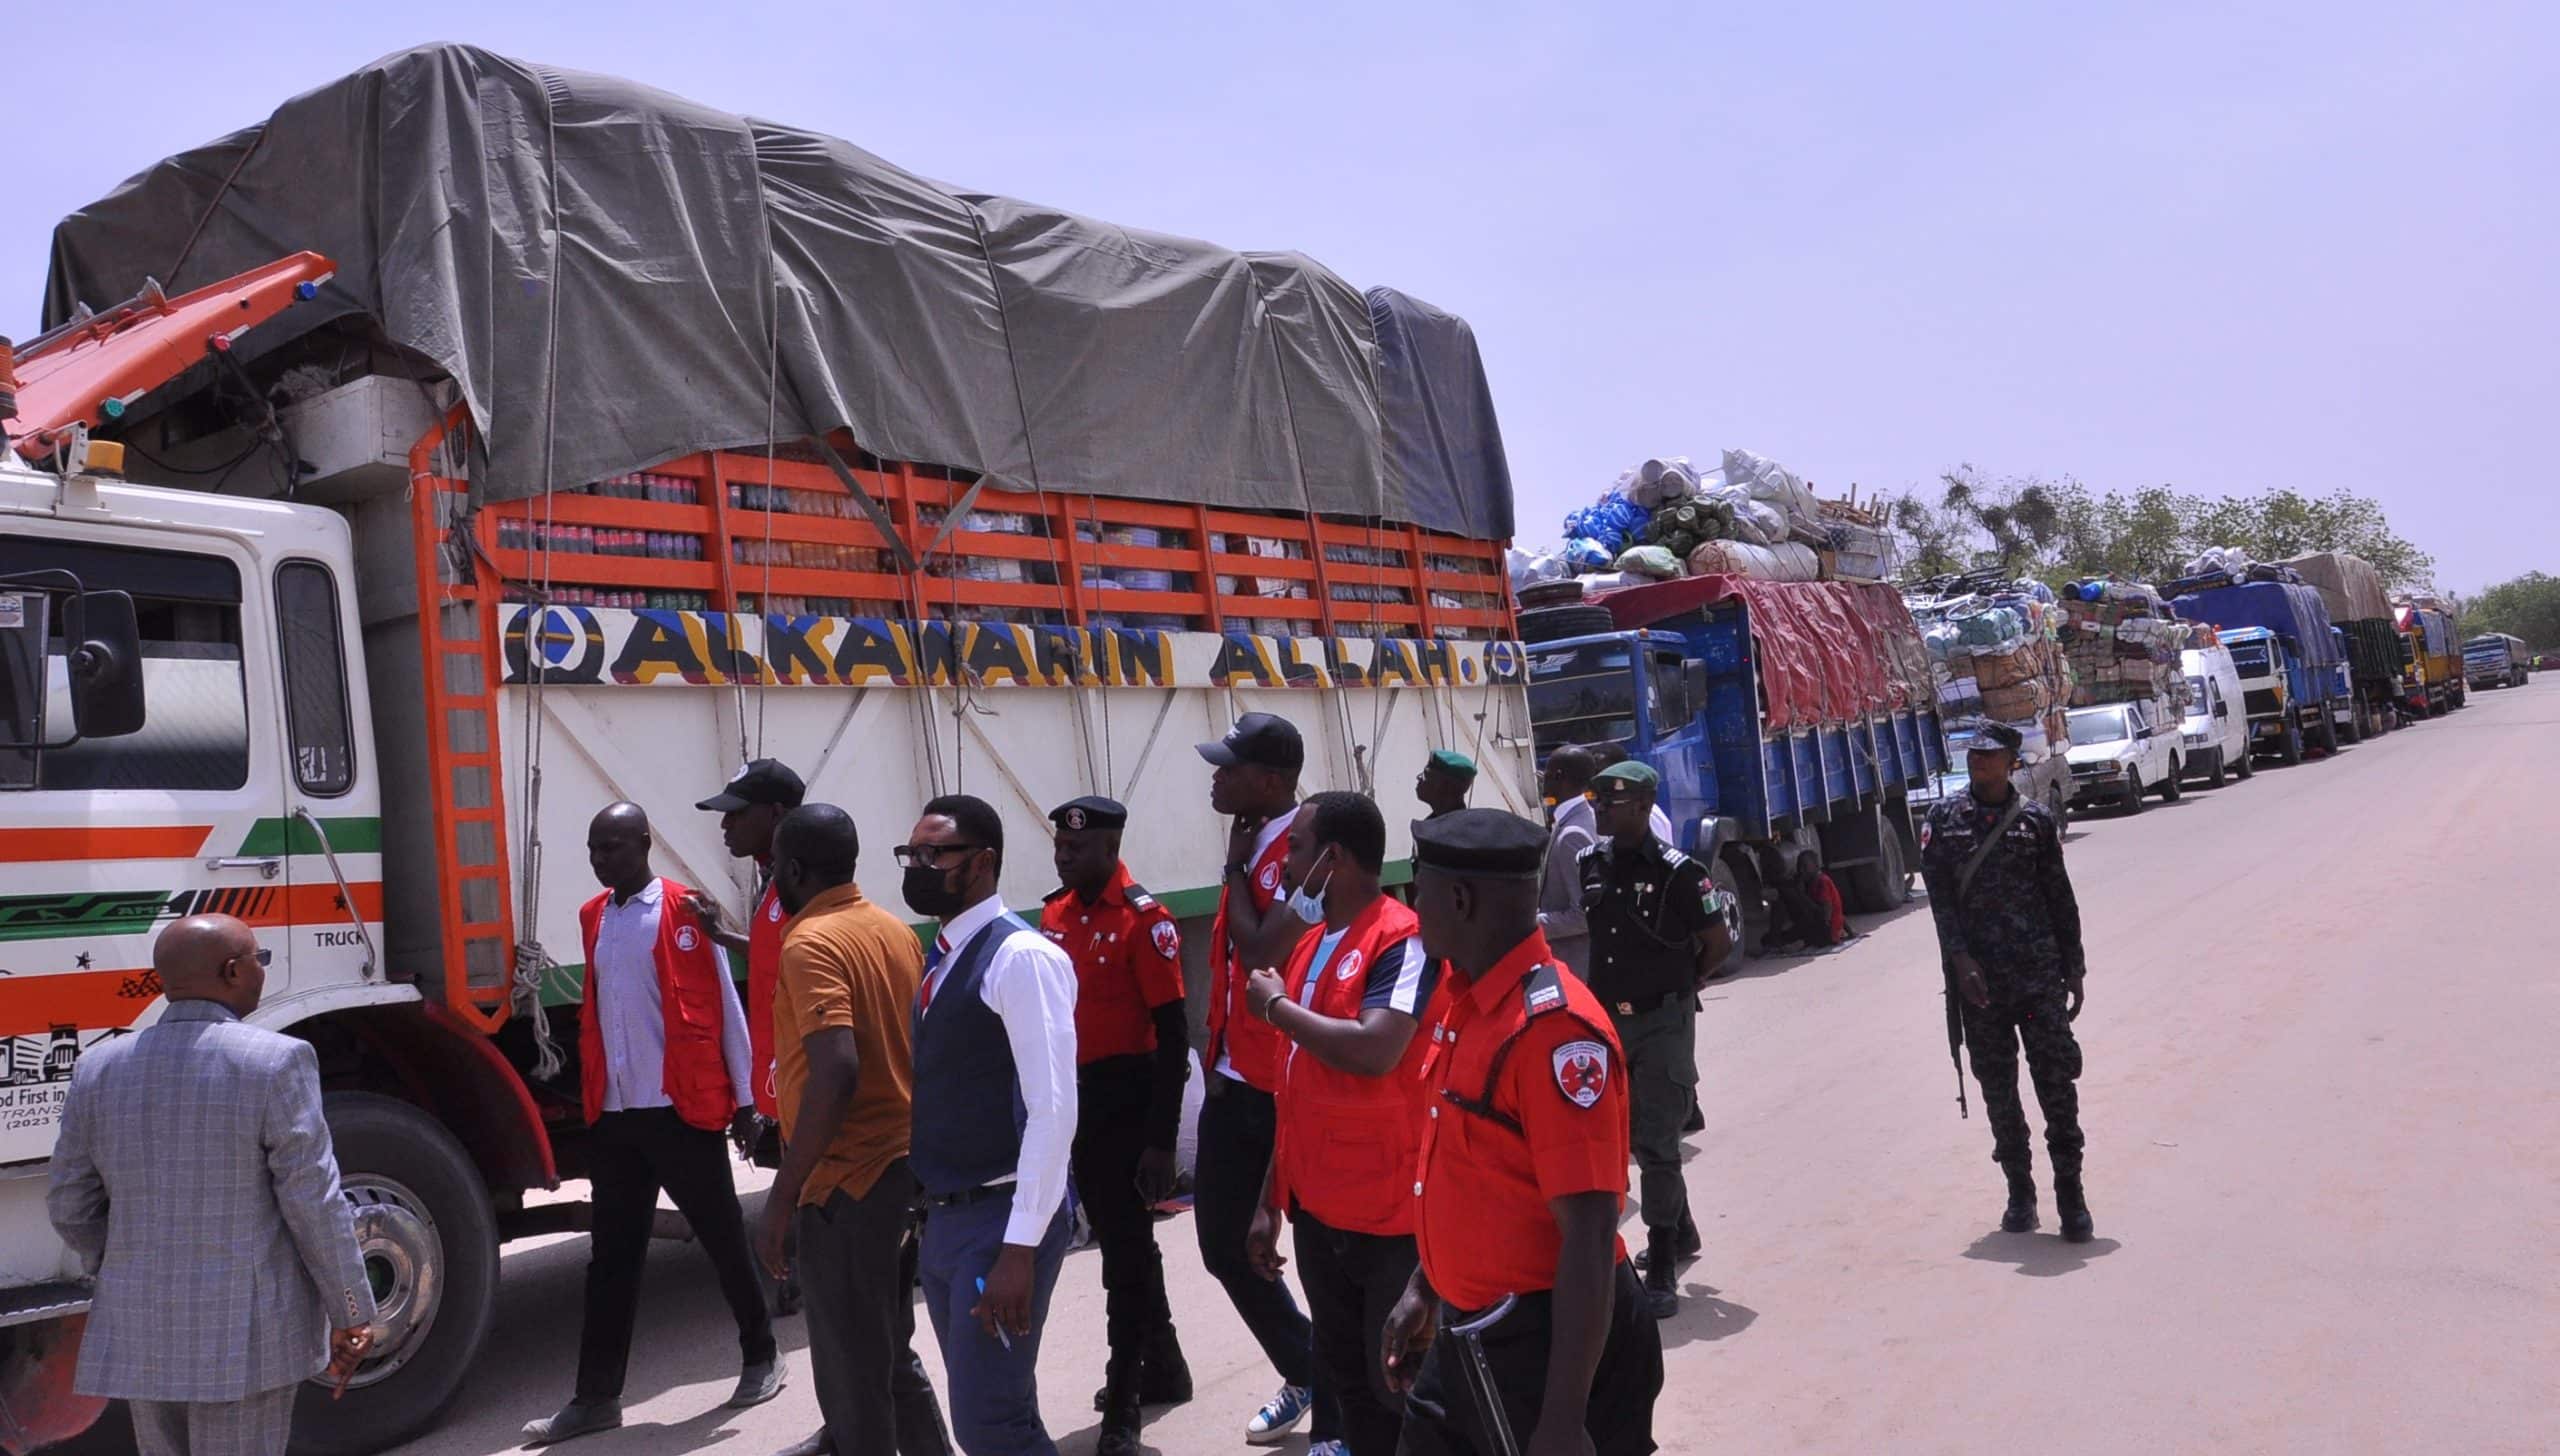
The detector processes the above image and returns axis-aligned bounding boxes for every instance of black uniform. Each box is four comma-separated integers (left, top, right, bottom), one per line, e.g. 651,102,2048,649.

1917,788,2088,1179
1578,837,1730,1237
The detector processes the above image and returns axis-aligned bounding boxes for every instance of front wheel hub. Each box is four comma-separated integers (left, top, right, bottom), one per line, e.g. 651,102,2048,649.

338,1175,445,1389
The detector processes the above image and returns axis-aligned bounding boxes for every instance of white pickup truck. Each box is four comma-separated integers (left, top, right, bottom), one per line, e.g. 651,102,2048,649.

2064,699,2182,812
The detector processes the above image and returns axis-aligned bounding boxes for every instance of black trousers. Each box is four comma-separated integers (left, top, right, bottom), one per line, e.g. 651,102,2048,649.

574,1107,778,1402
1193,1079,1326,1426
1294,1211,1419,1456
798,1159,953,1456
1395,1262,1664,1456
1071,1056,1178,1376
1961,982,2086,1179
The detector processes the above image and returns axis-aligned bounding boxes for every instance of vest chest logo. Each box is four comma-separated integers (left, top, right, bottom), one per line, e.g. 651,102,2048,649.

1334,948,1366,984
1553,1040,1609,1107
1258,862,1281,893
766,900,784,923
676,926,700,953
1151,920,1180,957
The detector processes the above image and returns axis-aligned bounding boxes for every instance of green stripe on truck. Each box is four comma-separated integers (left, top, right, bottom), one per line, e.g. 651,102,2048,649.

236,817,385,856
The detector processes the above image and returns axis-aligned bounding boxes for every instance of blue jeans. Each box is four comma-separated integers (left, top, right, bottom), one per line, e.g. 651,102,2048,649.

918,1191,1070,1456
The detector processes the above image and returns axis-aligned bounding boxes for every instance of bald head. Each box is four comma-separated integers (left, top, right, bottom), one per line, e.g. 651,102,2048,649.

587,801,655,897
155,914,267,1015
1542,743,1599,804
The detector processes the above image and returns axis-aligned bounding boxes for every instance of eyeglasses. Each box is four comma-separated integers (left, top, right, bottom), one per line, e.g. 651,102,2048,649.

892,843,984,867
226,948,274,971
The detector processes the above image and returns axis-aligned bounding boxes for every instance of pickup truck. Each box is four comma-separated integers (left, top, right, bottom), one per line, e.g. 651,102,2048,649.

2065,699,2182,811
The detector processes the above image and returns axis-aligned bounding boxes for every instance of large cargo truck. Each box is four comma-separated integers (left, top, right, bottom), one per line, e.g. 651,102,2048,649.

0,130,1525,1443
2279,552,2403,737
2170,582,2354,764
2395,602,2466,714
2463,633,2531,690
1522,574,1946,954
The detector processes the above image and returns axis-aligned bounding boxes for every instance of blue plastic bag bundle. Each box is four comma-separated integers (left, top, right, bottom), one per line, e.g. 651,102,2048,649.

1562,537,1617,573
1561,495,1650,555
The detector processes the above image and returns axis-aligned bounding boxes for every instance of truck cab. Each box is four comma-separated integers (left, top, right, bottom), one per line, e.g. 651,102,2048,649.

2177,643,2251,788
2065,699,2180,811
2218,624,2330,764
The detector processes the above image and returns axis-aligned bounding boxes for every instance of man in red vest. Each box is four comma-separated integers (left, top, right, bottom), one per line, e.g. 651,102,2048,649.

523,802,781,1446
1243,791,1444,1456
1196,712,1325,1447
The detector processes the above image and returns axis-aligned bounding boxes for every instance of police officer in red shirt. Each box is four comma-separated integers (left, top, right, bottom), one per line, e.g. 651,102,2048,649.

1241,791,1444,1456
1041,796,1195,1456
1196,712,1326,1446
1384,809,1663,1456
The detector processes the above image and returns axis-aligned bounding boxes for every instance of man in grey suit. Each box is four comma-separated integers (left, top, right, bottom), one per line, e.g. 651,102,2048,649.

47,913,376,1456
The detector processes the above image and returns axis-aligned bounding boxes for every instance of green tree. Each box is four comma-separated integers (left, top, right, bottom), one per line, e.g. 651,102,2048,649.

2463,571,2560,651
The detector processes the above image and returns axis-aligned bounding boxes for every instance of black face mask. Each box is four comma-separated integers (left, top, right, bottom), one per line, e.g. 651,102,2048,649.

902,862,970,919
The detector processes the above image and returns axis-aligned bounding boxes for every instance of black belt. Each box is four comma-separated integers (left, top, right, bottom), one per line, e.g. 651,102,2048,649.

1602,988,1687,1017
921,1182,1014,1209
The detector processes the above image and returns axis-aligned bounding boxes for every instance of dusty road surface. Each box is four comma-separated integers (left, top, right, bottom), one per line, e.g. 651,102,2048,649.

79,682,2558,1456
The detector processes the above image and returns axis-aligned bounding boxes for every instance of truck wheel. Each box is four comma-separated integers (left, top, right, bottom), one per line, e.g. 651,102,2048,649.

290,1094,499,1456
2313,708,2339,755
2159,759,2182,801
2280,719,2304,765
2204,749,2227,788
1705,857,1749,977
1517,604,1617,644
2234,742,2255,779
2340,697,2364,744
1838,821,1912,915
2120,769,2145,813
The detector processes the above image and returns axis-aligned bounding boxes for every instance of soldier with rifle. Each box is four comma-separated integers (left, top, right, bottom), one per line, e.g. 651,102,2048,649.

1917,720,2095,1244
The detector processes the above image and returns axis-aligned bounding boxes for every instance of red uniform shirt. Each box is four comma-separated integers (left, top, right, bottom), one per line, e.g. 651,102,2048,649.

1413,929,1630,1314
745,877,786,1118
1206,809,1297,1092
1811,873,1846,942
1040,865,1186,1064
1269,894,1441,1235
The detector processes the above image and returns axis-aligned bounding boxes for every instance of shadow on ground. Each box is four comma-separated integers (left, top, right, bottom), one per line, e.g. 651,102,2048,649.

1961,1229,2122,1277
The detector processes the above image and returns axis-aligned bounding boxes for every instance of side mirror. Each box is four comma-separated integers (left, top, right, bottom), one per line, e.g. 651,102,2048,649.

0,587,145,750
65,591,145,738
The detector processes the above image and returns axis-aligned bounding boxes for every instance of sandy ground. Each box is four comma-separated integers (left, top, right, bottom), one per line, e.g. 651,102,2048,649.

75,681,2560,1455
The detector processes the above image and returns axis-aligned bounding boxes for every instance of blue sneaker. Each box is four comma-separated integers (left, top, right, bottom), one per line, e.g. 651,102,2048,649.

1307,1443,1351,1456
1245,1383,1312,1445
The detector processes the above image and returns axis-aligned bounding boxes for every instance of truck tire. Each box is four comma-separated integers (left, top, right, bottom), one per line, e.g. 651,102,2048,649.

2313,708,2339,755
2158,758,2182,801
2204,748,2227,788
2120,769,2145,814
1517,604,1616,644
290,1094,499,1456
1839,821,1912,915
2339,697,2364,744
2234,742,2255,779
1705,856,1749,978
2279,718,2303,765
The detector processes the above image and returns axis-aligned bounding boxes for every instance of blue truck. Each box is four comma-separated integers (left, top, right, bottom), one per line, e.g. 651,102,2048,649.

1520,577,1947,960
2169,582,2354,764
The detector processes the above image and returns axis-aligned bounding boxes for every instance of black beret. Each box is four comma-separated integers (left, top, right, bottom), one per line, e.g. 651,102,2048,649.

1411,807,1548,878
1048,796,1128,832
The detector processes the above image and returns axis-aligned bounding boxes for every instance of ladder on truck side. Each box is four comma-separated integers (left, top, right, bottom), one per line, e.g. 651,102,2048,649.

408,405,519,1032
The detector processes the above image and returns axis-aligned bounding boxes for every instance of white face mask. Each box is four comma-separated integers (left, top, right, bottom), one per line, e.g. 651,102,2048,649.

1284,852,1336,925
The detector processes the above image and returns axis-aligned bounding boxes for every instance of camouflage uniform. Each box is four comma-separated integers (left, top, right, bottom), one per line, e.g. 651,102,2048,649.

1917,789,2088,1180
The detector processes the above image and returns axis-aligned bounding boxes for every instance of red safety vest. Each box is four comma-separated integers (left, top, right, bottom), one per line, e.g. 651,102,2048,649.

1270,894,1438,1236
577,878,738,1132
1206,812,1297,1093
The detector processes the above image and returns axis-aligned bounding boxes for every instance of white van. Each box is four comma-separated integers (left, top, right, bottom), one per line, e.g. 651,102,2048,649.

2178,644,2253,787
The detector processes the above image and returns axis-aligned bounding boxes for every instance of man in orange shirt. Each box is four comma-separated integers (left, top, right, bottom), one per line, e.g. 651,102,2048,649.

1383,809,1663,1456
760,804,953,1456
1041,796,1195,1456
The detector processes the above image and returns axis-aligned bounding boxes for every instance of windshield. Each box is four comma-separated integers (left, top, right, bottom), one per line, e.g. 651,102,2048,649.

2227,639,2271,674
2067,706,2130,744
2463,640,2504,661
1528,641,1640,753
2184,677,2207,713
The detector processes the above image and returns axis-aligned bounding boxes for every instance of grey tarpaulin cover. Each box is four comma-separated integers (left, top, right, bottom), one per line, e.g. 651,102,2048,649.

43,44,1513,540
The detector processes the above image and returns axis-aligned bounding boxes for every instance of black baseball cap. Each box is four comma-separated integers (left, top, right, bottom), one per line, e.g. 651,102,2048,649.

1196,712,1304,775
696,759,806,813
1411,807,1548,879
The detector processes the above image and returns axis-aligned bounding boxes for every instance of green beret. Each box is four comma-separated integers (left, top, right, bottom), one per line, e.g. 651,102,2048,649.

1592,760,1660,790
1427,749,1479,780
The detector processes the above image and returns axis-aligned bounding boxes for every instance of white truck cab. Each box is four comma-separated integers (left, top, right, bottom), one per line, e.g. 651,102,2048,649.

2065,699,2181,813
2177,644,2253,788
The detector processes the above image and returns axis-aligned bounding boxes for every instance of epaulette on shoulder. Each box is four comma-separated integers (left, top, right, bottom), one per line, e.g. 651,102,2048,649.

1124,883,1159,910
1522,963,1571,1018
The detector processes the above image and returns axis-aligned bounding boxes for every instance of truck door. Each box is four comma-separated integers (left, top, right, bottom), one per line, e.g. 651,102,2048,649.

269,558,384,997
0,530,282,1165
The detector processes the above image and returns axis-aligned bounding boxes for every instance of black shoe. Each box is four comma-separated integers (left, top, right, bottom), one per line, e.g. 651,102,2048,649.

1632,1210,1702,1270
1640,1229,1680,1318
2000,1165,2039,1234
1096,1384,1145,1456
772,1431,831,1456
523,1401,623,1446
729,1359,786,1410
1095,1326,1195,1411
2056,1176,2094,1244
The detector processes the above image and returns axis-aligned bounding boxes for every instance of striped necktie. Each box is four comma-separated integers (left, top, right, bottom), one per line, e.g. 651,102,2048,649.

920,933,951,1011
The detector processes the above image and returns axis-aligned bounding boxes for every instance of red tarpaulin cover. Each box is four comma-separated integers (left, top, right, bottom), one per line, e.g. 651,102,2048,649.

1595,575,1927,730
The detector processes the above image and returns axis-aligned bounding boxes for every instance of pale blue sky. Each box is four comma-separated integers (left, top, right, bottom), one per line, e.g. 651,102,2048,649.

9,3,2550,592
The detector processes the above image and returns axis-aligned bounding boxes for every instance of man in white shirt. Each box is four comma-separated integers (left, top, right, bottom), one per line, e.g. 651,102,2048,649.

1538,744,1603,977
898,793,1080,1456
